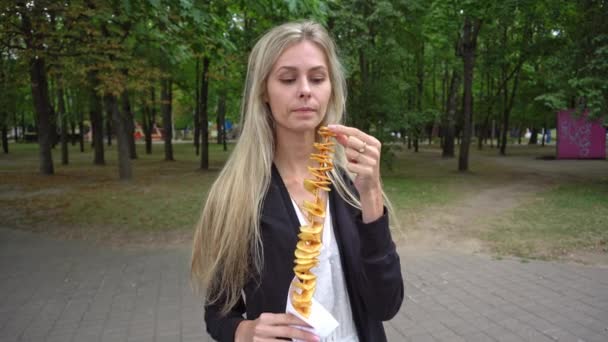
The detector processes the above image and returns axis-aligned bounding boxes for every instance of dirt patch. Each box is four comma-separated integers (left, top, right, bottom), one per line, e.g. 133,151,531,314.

0,186,69,199
399,177,550,252
565,251,608,266
397,150,608,265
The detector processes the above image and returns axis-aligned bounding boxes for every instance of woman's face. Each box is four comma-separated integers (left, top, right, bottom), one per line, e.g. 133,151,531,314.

265,40,332,134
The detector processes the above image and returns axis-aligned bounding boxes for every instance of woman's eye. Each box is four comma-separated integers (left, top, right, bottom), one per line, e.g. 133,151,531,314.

280,79,296,84
310,77,326,84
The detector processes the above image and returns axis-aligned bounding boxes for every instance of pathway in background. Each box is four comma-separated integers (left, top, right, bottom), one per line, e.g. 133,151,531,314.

1,228,607,342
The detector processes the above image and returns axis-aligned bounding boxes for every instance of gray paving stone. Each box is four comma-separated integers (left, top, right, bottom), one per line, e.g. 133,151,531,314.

2,228,608,342
409,333,437,342
431,329,465,342
45,333,75,342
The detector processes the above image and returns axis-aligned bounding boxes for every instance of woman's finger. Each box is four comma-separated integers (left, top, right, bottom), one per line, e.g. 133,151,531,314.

345,147,377,166
346,135,367,153
257,313,309,327
253,313,317,341
275,326,319,341
346,160,373,177
328,124,381,147
328,124,366,142
345,143,380,162
284,313,313,328
254,325,318,341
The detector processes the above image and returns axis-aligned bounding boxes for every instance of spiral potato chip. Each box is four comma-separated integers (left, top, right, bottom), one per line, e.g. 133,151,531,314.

291,126,336,318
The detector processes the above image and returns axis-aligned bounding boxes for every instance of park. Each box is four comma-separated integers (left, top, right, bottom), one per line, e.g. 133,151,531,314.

1,1,607,341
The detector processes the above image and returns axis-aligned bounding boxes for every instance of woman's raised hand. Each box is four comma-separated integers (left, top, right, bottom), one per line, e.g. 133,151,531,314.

235,313,319,342
328,124,384,223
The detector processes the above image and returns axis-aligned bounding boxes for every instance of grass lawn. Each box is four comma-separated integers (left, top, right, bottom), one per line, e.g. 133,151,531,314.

0,142,230,244
480,180,608,260
1,140,607,262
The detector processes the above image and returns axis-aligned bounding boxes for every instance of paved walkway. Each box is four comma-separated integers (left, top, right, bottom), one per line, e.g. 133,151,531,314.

1,228,607,342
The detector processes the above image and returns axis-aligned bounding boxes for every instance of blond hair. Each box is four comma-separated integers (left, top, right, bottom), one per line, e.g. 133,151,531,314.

191,20,395,315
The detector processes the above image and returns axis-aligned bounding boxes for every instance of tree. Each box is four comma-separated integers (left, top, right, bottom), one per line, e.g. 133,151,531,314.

443,70,460,157
1,1,61,174
161,77,174,161
457,16,482,171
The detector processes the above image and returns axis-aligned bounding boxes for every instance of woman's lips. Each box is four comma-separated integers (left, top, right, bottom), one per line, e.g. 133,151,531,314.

294,107,315,112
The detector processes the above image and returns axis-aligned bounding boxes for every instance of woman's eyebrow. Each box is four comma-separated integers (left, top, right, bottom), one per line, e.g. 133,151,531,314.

276,65,327,72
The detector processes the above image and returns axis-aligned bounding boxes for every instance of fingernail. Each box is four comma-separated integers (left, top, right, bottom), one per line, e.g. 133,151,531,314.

327,124,337,129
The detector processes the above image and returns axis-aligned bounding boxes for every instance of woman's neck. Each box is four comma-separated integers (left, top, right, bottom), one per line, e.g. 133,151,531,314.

273,128,316,179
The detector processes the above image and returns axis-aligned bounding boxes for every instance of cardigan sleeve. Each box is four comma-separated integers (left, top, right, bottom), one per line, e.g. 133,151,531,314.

356,208,404,321
335,167,404,321
204,293,246,342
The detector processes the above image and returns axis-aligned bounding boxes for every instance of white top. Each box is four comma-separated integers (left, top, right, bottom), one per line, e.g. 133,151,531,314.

292,198,359,342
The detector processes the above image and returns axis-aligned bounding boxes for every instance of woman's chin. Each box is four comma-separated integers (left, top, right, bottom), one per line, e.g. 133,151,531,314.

277,120,323,134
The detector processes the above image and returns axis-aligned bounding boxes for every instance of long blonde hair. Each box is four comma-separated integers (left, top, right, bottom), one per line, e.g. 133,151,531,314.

191,21,394,315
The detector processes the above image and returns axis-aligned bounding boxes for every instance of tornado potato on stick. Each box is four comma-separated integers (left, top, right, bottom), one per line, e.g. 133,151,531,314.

291,126,336,318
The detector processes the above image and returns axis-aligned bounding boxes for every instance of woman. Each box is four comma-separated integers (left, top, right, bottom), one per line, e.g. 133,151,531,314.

191,21,403,342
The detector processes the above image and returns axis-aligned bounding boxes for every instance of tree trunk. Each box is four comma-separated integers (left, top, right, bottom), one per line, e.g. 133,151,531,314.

16,0,51,160
104,94,132,180
88,71,105,165
499,80,510,155
144,86,155,154
442,70,460,158
541,127,546,146
121,77,137,159
49,79,59,149
194,58,201,156
200,57,210,170
79,116,85,153
217,89,227,151
2,125,8,153
141,97,150,153
478,112,491,151
490,119,496,147
161,78,174,161
29,57,55,174
13,111,19,142
216,105,222,146
499,68,521,155
70,120,76,146
21,112,26,142
477,72,488,151
529,127,539,145
105,106,112,146
64,88,75,147
519,125,525,144
458,17,482,172
58,85,69,165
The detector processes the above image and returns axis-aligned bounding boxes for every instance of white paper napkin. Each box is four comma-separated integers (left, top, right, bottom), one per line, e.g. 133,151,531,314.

285,277,339,339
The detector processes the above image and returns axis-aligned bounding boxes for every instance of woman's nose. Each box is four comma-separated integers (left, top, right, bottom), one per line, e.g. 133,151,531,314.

298,79,311,98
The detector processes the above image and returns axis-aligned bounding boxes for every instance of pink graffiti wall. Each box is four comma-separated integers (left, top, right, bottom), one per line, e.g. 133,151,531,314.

557,110,606,159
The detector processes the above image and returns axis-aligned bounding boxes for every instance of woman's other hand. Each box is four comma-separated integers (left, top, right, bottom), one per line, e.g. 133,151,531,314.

235,313,319,342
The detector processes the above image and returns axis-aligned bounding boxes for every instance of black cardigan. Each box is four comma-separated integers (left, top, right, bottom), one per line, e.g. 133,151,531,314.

204,165,404,341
